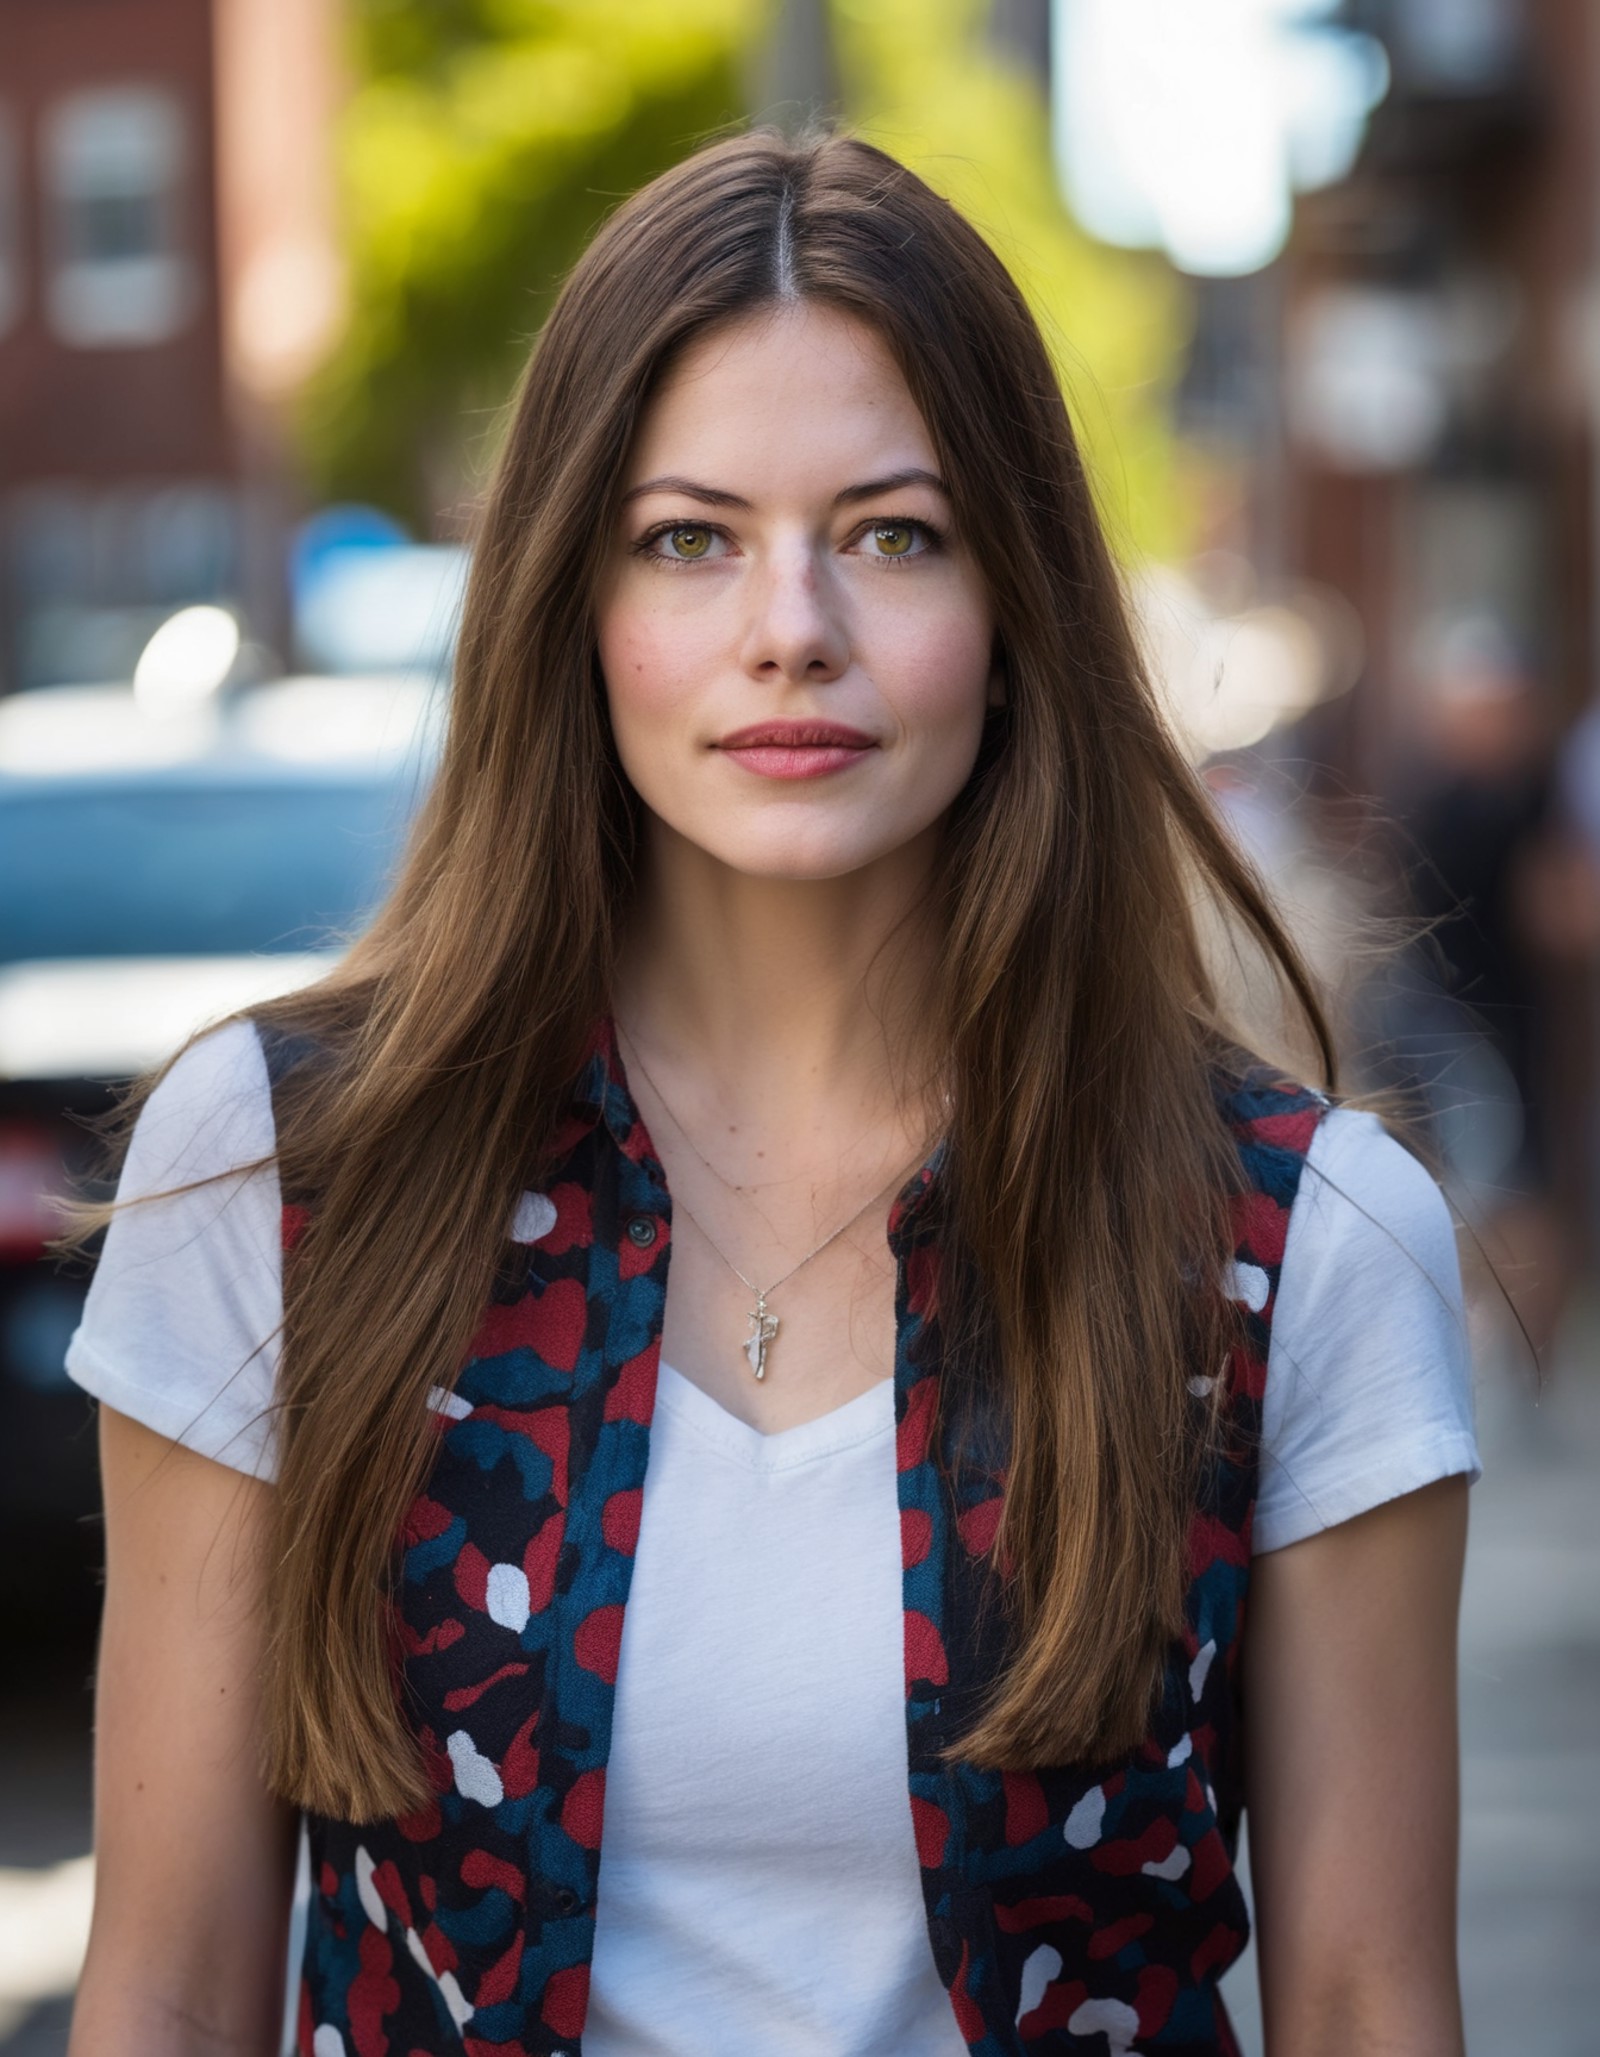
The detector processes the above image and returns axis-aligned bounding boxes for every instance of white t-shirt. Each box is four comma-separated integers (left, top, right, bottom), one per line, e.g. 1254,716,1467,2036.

586,1362,967,2056
65,1020,1479,2055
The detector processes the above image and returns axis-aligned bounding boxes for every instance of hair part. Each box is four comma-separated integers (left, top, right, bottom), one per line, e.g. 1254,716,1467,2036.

771,175,799,300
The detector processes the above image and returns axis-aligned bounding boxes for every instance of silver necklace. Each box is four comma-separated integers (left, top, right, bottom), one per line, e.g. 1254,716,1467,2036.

617,1026,921,1382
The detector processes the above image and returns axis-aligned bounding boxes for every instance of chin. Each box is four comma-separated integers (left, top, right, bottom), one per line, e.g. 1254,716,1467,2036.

690,816,910,883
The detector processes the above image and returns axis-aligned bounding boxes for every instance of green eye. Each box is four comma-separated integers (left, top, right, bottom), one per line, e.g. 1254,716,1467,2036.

872,523,916,556
667,526,712,559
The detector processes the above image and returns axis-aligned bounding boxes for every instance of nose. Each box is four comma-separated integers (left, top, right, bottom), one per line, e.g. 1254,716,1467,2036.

738,540,851,685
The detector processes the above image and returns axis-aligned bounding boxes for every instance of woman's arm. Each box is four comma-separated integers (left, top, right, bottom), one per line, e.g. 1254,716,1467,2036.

69,1405,300,2057
1243,1475,1469,2057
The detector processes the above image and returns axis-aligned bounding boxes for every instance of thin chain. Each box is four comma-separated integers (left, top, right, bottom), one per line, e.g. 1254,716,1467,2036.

616,1024,780,1199
670,1172,901,1303
616,1023,921,1300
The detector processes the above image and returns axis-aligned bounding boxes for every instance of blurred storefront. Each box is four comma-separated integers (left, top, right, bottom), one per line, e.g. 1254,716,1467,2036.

1163,2,1593,767
1279,0,1600,1261
1281,0,1594,783
1084,0,1600,1279
0,0,343,693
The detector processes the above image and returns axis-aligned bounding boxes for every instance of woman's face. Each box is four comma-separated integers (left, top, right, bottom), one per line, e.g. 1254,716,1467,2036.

596,301,1000,883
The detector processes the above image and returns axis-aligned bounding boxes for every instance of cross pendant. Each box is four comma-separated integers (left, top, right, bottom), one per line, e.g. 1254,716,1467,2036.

743,1295,780,1380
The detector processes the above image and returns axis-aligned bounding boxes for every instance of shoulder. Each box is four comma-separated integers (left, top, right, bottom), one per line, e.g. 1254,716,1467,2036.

1290,1105,1459,1297
121,1016,276,1202
1256,1104,1478,1553
66,1016,285,1480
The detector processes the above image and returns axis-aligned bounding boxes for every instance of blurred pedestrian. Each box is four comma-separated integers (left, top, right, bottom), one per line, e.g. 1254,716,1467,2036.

1390,615,1582,1354
65,130,1474,2057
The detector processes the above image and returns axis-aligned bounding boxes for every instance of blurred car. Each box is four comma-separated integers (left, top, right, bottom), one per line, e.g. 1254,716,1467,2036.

0,675,441,1616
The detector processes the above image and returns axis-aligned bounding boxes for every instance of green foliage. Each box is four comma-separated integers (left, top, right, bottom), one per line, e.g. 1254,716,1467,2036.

830,0,1195,562
300,0,761,525
304,0,1193,559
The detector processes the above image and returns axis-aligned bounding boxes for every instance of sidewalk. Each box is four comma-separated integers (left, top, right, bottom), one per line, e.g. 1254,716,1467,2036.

1456,1288,1600,2053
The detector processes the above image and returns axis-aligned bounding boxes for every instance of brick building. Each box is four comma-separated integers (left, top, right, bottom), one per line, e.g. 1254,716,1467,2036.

0,0,342,690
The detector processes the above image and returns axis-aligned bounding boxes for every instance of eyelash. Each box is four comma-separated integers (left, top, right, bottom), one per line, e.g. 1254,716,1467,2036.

630,516,947,568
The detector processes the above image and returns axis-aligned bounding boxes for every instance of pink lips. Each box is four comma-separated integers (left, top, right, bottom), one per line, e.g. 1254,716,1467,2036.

715,721,877,780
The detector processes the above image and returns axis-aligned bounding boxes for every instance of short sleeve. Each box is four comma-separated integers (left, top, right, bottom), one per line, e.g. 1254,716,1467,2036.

1255,1105,1479,1554
64,1016,284,1481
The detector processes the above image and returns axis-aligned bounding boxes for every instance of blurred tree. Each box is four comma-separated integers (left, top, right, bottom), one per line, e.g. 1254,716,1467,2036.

830,0,1195,562
304,0,1192,561
299,0,760,526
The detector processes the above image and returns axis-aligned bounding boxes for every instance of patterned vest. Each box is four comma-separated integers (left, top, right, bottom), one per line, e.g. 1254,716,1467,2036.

262,1019,1324,2057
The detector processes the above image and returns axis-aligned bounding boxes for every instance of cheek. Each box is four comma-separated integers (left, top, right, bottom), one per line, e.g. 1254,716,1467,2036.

877,605,994,753
596,602,699,755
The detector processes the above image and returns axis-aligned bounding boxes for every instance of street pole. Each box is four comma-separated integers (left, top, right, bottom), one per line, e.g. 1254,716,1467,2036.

746,0,840,129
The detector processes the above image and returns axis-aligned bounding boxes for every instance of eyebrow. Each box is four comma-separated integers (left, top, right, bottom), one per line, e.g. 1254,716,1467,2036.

619,467,950,510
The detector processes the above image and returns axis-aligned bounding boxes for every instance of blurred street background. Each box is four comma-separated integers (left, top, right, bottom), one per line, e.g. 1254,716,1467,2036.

1,0,1597,2049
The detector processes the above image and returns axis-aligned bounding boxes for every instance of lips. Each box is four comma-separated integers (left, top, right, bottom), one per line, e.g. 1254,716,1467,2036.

715,720,877,781
717,722,876,750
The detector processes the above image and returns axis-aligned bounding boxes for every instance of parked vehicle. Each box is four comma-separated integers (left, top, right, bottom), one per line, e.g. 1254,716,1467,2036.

0,676,441,1617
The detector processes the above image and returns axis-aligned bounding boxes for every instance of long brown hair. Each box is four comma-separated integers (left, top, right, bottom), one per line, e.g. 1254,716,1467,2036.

99,128,1334,1820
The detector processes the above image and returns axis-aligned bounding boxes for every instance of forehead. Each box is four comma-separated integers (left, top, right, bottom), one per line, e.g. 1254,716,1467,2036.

625,302,936,489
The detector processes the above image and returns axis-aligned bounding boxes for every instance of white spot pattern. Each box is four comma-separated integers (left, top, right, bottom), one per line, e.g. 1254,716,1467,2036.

486,1561,531,1632
312,2031,345,2057
446,1727,504,1807
511,1190,558,1243
1167,1732,1193,1768
1063,1785,1105,1849
1224,1259,1269,1311
1017,1943,1063,2023
1142,1842,1192,1881
404,1923,475,2028
354,1843,386,1930
438,1972,474,2030
1068,1997,1141,2053
426,1384,472,1421
1189,1638,1216,1701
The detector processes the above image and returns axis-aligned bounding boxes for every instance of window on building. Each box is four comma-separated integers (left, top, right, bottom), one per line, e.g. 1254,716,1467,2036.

0,107,20,336
43,86,196,347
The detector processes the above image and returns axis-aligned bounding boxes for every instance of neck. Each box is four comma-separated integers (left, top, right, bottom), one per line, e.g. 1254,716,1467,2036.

614,821,941,1121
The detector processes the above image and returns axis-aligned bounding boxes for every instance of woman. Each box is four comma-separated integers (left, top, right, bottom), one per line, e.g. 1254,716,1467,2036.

66,131,1477,2056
